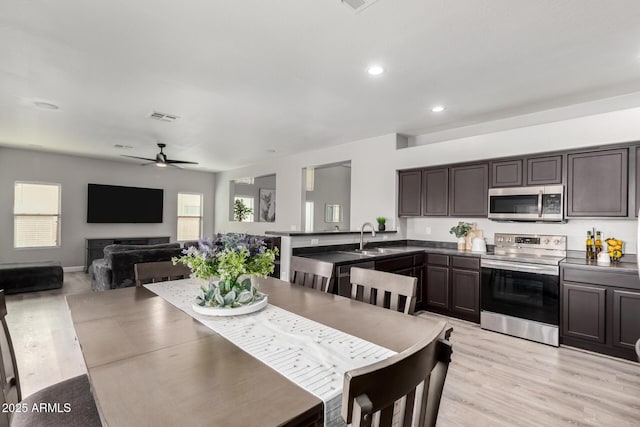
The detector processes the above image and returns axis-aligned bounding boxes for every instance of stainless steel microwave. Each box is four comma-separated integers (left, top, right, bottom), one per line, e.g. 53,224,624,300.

488,185,564,222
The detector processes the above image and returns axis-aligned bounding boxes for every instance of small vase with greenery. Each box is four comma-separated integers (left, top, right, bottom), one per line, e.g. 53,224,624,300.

449,222,472,250
376,216,386,232
234,199,253,222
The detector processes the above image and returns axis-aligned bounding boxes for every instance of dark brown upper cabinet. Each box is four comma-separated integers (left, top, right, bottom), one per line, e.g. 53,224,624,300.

567,148,628,217
526,155,563,185
398,170,422,216
491,159,523,187
421,168,448,216
635,146,640,217
449,163,489,217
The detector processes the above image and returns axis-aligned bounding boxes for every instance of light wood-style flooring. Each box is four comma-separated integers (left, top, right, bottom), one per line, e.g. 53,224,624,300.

5,272,640,426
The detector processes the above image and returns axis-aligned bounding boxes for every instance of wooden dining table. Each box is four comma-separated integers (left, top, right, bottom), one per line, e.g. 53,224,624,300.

66,277,447,427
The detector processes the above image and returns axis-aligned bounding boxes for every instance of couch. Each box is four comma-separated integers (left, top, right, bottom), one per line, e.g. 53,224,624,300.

90,243,184,291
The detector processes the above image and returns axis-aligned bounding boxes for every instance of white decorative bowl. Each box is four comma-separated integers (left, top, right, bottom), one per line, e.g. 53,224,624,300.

192,294,268,317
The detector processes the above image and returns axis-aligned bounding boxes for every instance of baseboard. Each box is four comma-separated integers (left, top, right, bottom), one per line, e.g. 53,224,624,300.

63,266,85,273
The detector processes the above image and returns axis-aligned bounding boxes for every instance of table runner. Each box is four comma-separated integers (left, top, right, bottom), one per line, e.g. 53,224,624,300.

145,279,397,426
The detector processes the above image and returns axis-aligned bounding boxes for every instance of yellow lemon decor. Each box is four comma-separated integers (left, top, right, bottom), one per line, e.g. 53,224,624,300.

605,238,624,262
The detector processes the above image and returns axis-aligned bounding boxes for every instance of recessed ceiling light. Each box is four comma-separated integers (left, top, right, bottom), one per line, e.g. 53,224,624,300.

431,105,445,113
33,101,60,110
367,66,385,76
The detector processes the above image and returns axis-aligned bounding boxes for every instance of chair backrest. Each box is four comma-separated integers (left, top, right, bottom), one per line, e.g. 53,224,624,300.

342,323,453,427
289,256,334,293
349,267,417,315
635,338,640,362
134,261,192,287
0,290,21,427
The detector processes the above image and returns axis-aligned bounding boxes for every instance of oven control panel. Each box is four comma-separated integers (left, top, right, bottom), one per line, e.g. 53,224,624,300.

494,233,567,250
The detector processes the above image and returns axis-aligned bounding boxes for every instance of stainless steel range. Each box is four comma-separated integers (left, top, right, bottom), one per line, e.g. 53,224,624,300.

480,233,567,346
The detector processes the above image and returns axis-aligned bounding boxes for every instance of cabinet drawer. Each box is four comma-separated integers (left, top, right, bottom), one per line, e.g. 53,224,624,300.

451,256,480,270
426,253,449,266
375,255,413,271
562,267,640,291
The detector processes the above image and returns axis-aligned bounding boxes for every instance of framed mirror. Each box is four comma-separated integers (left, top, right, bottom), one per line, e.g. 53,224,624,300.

228,174,276,222
325,204,341,223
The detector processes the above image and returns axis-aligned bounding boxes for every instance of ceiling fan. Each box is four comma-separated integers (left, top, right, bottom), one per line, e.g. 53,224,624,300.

122,143,198,168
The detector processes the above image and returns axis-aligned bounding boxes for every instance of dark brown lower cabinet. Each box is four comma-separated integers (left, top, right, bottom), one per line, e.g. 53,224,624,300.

561,283,606,343
424,253,480,323
561,266,640,361
375,253,425,308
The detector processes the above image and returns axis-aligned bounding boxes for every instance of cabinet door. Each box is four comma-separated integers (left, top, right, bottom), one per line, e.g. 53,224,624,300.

422,168,448,216
398,170,422,217
567,149,628,217
612,289,640,350
425,266,449,310
413,265,424,307
451,269,480,322
526,155,563,185
561,283,606,343
449,163,489,217
491,160,523,187
635,146,640,217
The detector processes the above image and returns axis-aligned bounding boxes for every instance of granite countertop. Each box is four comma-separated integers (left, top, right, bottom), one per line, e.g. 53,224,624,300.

265,230,398,237
561,256,638,274
300,243,483,266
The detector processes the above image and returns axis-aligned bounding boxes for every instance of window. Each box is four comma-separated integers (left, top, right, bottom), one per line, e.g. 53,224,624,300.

177,193,203,241
234,196,254,222
305,201,314,232
14,182,61,248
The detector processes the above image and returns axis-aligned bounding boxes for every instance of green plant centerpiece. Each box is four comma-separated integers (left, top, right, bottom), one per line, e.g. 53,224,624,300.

376,216,386,231
173,233,278,309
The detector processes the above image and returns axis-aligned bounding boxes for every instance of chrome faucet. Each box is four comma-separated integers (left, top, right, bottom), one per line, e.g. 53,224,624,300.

360,222,376,250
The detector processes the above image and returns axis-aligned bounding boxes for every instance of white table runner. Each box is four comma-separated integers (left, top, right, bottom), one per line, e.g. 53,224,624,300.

145,279,397,426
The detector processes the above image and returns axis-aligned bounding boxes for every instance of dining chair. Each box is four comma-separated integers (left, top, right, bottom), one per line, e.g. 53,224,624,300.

0,290,101,427
341,323,453,427
289,256,334,293
134,261,192,287
349,267,417,315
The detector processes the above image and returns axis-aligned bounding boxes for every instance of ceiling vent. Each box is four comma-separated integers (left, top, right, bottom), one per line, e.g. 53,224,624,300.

341,0,379,13
148,111,179,122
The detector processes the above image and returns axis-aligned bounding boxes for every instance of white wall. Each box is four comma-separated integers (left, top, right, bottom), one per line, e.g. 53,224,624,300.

214,105,640,253
214,133,398,235
0,148,215,267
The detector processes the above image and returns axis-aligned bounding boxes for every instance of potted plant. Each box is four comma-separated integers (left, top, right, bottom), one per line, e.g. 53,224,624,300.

234,199,253,222
449,221,472,250
376,216,386,232
173,233,278,310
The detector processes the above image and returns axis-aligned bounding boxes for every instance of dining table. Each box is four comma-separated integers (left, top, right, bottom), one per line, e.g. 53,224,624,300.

66,276,447,427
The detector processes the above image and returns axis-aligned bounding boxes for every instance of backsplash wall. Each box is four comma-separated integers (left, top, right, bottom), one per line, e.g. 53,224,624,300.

406,217,637,254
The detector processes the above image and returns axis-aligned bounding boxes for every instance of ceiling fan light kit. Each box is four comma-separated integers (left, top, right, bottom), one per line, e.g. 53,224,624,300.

121,143,198,168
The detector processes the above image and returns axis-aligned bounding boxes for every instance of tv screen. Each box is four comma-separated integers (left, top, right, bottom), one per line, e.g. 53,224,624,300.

87,184,164,223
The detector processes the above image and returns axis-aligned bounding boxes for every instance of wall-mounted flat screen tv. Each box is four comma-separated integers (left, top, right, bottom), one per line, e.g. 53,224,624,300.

87,184,164,223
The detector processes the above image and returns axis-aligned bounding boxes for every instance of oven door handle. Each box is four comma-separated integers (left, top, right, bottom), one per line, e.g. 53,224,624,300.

481,260,558,275
537,190,543,218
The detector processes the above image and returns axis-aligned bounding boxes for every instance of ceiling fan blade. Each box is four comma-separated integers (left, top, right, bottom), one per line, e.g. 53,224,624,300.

165,159,199,165
121,155,157,162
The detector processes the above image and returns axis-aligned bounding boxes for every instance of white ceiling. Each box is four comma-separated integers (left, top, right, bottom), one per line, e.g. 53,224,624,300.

1,0,640,171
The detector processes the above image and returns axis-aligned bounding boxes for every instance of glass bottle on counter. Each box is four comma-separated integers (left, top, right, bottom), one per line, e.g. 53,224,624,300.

586,231,594,261
594,231,603,257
